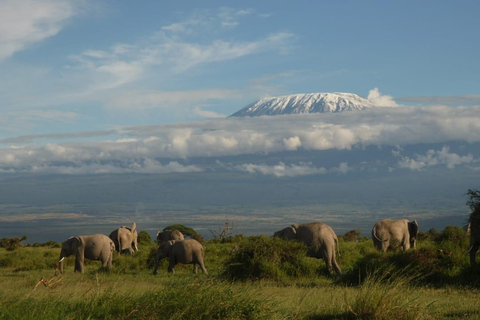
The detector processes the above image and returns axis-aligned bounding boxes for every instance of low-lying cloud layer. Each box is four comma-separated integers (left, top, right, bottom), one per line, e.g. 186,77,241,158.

1,105,479,175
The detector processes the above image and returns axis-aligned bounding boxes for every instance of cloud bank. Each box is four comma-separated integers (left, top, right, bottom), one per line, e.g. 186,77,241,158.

397,146,475,170
1,105,479,174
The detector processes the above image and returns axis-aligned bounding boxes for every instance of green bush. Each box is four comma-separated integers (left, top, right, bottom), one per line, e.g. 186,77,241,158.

137,230,153,245
0,247,58,271
220,236,317,281
164,224,198,237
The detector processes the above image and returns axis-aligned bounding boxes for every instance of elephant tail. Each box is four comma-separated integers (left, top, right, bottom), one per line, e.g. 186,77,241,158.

372,226,387,243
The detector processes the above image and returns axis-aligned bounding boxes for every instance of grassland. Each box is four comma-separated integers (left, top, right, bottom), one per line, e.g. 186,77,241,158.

1,229,480,319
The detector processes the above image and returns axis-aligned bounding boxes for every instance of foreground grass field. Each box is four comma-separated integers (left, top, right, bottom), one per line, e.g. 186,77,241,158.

1,228,480,319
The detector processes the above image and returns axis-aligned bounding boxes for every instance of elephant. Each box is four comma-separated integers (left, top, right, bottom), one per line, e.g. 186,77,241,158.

156,229,185,244
109,222,138,254
58,234,114,273
153,239,207,275
372,219,419,253
273,222,342,274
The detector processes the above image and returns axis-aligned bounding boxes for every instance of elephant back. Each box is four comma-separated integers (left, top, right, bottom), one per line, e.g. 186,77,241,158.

297,222,332,245
157,229,185,243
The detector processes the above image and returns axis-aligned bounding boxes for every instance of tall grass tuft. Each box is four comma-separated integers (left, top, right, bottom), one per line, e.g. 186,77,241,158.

344,267,433,320
1,278,273,320
220,235,317,281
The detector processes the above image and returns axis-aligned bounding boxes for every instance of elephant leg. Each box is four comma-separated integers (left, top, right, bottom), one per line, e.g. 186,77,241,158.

332,256,342,274
470,244,479,265
381,241,389,253
193,263,198,274
168,258,176,273
321,248,333,274
153,258,161,275
75,257,84,273
402,240,411,251
108,252,113,268
200,263,208,275
323,257,333,274
74,249,85,273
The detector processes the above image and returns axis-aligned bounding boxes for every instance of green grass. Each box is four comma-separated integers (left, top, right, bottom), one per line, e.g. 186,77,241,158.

1,227,480,319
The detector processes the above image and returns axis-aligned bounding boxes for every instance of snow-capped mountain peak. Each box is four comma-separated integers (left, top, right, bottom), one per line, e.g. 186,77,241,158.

230,92,380,117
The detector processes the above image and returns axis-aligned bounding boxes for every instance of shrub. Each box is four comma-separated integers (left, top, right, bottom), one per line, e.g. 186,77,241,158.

435,226,468,245
344,229,361,242
342,243,469,286
417,228,439,242
137,230,153,245
220,236,316,281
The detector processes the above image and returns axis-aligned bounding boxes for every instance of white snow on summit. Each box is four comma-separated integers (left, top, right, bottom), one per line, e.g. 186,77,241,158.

230,92,389,117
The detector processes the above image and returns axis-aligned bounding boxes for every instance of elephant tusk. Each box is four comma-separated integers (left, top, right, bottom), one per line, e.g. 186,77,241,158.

467,246,473,255
58,257,65,262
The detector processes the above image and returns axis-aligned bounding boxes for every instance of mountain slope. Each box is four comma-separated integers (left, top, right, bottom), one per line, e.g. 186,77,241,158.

230,92,378,117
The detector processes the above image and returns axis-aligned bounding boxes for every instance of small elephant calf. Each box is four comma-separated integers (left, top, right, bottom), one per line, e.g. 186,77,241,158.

153,239,207,275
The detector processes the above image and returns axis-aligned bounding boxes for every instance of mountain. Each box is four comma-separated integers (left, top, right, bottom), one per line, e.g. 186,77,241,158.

230,92,378,117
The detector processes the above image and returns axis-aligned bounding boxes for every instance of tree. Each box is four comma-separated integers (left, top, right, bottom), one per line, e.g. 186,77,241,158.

138,230,153,245
467,189,480,227
466,189,480,212
210,221,235,243
344,229,361,242
0,235,27,250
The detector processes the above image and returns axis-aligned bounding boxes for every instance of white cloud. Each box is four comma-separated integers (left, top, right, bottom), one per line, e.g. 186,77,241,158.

283,136,302,150
0,0,77,62
236,162,327,177
1,105,480,174
235,161,355,178
334,162,352,174
368,87,398,107
192,107,225,119
68,9,294,92
398,146,475,170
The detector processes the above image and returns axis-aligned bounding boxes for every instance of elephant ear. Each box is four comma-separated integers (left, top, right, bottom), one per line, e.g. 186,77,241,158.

68,236,81,249
408,220,419,239
131,222,137,234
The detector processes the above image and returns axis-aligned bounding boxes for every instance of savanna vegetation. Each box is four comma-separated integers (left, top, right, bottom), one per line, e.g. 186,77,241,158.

1,222,480,320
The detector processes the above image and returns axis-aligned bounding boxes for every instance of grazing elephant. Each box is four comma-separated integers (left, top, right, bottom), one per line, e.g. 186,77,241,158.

156,229,185,244
109,222,138,254
153,239,207,275
273,222,342,274
372,219,419,252
58,234,114,273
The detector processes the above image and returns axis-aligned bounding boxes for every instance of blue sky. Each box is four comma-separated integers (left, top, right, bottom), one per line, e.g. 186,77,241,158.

1,1,480,139
0,0,480,176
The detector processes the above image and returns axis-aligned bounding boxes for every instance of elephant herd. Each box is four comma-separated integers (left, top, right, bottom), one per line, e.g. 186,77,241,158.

58,223,207,275
59,217,480,275
273,219,418,275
